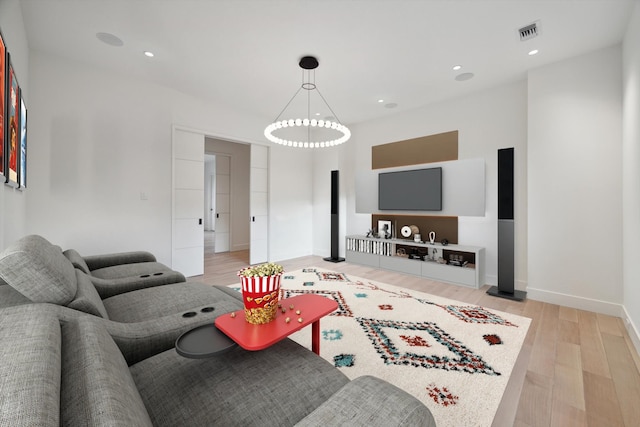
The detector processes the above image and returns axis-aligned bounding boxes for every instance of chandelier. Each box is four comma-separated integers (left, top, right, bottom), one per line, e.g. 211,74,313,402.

264,56,350,149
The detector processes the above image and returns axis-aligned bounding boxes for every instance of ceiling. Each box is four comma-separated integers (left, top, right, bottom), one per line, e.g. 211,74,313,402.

19,0,637,127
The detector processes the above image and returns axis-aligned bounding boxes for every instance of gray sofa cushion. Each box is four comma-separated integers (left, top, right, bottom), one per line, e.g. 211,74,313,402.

67,270,109,319
130,338,351,426
0,283,31,308
60,317,153,427
0,308,61,426
62,249,91,274
0,235,77,305
295,375,437,426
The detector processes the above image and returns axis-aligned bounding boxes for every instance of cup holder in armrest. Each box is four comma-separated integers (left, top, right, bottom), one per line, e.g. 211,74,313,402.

153,272,164,276
182,311,197,318
140,274,151,278
201,307,215,313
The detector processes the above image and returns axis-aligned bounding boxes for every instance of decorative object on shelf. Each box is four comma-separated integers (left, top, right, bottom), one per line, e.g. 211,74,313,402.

414,234,421,243
378,220,392,239
238,262,284,324
366,229,374,238
441,239,449,246
429,231,436,245
429,247,439,261
400,224,420,240
264,56,350,149
396,248,406,257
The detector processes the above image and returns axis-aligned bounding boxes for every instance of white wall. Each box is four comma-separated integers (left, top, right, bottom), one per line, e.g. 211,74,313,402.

342,81,528,288
204,137,250,251
268,144,314,262
0,0,28,250
622,3,640,349
25,50,313,266
528,46,623,315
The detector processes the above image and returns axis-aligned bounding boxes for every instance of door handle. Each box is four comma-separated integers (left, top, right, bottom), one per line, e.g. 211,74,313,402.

199,218,202,225
216,213,219,218
252,216,255,222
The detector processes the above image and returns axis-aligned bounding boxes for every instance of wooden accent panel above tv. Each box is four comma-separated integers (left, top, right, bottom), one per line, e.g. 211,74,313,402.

372,130,458,170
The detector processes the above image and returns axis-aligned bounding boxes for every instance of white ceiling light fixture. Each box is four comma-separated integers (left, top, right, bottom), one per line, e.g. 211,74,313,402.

264,56,350,149
452,65,462,71
528,49,539,56
144,51,155,57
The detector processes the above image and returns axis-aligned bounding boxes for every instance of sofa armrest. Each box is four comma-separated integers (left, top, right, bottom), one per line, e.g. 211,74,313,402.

83,251,157,271
295,375,436,427
91,271,186,299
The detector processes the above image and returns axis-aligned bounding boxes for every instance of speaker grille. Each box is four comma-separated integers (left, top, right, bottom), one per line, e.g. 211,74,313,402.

498,148,514,220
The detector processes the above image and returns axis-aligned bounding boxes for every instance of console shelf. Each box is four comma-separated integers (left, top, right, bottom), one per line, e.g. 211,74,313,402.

346,235,485,289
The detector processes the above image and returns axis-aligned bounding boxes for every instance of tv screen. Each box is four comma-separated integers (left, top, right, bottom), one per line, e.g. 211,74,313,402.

378,167,442,211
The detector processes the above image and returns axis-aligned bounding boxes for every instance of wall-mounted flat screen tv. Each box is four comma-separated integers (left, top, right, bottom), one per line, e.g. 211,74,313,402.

378,167,442,211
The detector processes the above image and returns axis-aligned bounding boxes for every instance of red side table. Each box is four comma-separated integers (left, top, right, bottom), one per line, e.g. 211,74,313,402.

215,294,338,355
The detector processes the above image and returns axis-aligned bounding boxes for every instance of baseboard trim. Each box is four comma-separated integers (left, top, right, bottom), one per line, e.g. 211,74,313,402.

484,274,528,292
622,306,640,357
526,287,624,317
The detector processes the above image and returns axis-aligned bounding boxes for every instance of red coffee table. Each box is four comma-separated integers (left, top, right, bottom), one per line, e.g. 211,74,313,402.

215,294,338,355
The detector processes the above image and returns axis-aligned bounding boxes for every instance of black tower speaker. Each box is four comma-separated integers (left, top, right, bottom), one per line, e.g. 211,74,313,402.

487,148,526,301
324,170,345,263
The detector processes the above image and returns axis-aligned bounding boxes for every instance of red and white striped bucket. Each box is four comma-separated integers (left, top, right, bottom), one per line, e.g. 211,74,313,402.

238,270,282,324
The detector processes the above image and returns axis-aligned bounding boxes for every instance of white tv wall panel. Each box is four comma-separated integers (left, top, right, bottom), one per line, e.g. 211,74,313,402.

355,158,485,217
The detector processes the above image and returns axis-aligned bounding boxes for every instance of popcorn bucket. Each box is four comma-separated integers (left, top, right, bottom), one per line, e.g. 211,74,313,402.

238,271,282,324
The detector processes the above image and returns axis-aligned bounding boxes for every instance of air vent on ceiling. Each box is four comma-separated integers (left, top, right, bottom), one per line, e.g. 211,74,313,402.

518,21,540,41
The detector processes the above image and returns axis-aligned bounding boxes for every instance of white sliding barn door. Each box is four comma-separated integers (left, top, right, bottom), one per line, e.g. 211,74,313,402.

172,128,204,277
250,145,269,265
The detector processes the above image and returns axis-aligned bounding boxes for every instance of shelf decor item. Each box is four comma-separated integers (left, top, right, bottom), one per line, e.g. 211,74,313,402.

377,220,392,239
238,263,284,324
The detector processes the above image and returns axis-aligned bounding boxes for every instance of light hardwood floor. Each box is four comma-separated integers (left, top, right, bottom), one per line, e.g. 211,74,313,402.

196,250,640,427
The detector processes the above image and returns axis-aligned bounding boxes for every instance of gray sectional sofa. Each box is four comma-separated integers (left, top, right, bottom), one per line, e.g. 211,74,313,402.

0,234,437,426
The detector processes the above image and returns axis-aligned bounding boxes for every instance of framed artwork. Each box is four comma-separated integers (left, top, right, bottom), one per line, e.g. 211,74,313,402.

18,90,26,189
377,219,392,238
0,28,6,182
5,53,18,187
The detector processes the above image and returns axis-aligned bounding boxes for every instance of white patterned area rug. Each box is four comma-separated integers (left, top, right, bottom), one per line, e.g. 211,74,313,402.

233,267,531,427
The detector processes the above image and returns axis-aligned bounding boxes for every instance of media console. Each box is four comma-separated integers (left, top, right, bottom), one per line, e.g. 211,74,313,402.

346,235,485,289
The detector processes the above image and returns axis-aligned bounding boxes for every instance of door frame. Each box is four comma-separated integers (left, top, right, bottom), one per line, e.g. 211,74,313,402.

171,124,269,266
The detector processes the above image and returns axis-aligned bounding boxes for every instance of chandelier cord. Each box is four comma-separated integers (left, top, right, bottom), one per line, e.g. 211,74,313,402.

272,85,303,123
315,86,342,125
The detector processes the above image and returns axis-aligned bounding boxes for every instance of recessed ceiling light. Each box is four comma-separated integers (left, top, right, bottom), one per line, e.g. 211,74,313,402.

455,72,474,82
378,99,384,103
96,32,124,47
452,65,462,71
144,51,155,58
528,49,539,56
